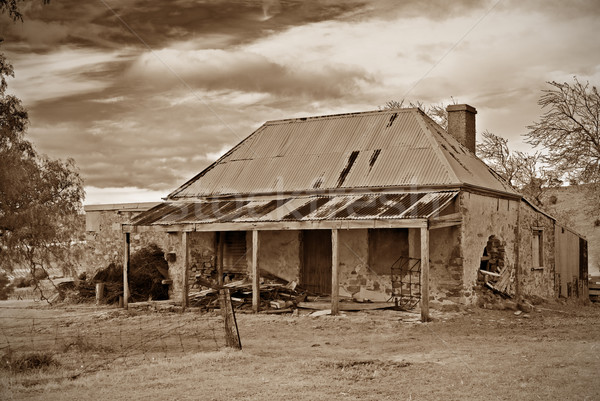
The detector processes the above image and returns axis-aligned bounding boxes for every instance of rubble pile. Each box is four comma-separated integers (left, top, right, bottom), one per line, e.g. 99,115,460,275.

189,274,306,313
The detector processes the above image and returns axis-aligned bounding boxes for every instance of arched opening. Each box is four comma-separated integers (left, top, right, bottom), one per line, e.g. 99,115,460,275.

480,235,505,273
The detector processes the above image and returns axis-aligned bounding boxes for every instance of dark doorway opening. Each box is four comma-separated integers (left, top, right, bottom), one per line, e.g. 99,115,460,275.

301,230,332,294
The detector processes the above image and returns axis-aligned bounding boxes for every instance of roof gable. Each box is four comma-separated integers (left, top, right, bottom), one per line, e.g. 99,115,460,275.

168,108,518,199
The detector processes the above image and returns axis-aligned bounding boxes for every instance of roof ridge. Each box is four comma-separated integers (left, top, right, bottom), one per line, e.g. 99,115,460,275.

413,110,461,185
264,108,419,126
420,112,520,196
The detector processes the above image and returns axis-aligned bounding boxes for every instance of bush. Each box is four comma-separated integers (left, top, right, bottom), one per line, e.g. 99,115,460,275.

10,268,48,289
12,276,32,288
82,243,169,304
0,272,14,300
129,243,170,302
33,268,48,280
0,351,58,372
595,219,600,227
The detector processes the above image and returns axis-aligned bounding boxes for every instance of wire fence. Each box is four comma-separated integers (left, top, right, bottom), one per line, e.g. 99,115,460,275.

0,305,227,381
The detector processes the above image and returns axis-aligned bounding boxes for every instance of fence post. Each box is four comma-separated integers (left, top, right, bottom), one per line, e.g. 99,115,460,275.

95,282,105,305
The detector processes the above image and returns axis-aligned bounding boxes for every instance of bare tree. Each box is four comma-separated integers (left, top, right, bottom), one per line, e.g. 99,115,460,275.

381,99,449,129
526,77,600,185
477,131,561,205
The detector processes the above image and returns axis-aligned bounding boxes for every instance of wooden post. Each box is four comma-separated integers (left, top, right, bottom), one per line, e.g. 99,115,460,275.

216,232,224,286
420,227,429,322
181,231,189,310
252,230,260,313
331,228,339,316
95,282,105,305
123,232,130,309
219,288,242,349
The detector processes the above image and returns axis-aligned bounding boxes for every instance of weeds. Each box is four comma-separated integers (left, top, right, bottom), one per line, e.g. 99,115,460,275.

61,334,114,354
324,359,411,381
1,350,59,372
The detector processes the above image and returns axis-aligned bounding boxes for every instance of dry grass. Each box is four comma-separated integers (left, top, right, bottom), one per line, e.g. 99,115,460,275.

1,301,600,400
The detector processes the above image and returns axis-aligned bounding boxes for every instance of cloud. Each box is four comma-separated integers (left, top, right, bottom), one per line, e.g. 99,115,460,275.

128,48,375,99
2,0,367,52
4,0,600,204
6,46,128,104
84,186,166,205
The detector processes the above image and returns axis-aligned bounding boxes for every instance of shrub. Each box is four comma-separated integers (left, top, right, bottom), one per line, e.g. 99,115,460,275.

0,272,14,300
13,276,32,288
85,243,169,304
595,219,600,227
548,195,558,205
10,269,48,289
0,351,58,372
33,268,48,280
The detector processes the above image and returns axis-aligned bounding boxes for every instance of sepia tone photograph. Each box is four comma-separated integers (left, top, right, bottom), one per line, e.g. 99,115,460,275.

1,0,599,399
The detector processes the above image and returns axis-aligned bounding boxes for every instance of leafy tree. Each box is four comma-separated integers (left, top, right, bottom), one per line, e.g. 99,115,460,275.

1,5,84,298
0,0,50,22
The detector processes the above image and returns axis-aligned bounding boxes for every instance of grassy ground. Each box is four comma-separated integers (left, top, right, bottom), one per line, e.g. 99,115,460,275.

1,300,600,401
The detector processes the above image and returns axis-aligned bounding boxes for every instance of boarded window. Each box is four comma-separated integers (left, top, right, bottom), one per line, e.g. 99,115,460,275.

532,229,544,268
223,231,247,273
368,228,409,275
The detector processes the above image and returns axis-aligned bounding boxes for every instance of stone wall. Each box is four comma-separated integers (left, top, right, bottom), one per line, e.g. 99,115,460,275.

428,226,463,309
337,229,393,302
84,203,163,276
189,232,217,290
254,230,301,283
459,192,520,304
86,193,578,307
517,202,556,299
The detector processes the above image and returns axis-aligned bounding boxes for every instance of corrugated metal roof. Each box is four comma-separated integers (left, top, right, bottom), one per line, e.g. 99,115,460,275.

131,191,458,226
168,108,519,199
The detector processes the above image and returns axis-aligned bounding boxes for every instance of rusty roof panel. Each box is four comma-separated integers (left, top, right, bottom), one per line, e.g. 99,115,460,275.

351,193,409,218
307,196,355,220
259,197,312,221
332,195,373,218
170,110,460,198
282,197,330,220
132,191,459,226
169,109,520,199
132,203,180,226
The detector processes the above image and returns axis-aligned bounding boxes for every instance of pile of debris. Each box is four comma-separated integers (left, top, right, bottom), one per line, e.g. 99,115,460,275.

72,243,170,304
189,272,307,313
479,267,513,298
189,271,397,313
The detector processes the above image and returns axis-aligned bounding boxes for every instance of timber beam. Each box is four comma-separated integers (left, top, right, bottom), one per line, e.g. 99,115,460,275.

429,212,462,229
123,219,428,234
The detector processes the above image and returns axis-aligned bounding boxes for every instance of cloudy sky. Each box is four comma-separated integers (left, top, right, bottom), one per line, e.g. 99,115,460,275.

2,0,599,204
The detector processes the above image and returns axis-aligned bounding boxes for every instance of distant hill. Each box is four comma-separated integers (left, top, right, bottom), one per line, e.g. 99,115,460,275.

541,185,600,274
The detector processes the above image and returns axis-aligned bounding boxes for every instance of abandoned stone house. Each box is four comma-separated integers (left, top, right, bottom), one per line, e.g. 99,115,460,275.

85,104,588,316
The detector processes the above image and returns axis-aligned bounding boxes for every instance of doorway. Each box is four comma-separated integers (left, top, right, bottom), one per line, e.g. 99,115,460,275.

301,230,332,294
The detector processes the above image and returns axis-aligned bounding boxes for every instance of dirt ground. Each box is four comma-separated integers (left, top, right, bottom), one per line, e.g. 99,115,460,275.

1,299,600,401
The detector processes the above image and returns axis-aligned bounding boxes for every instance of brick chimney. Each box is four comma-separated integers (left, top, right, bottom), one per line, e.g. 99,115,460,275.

446,104,477,153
